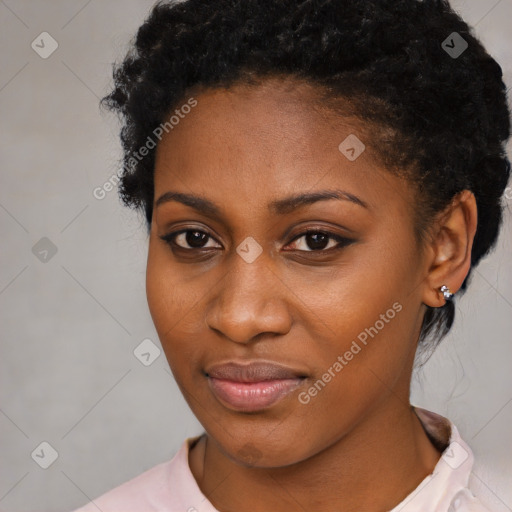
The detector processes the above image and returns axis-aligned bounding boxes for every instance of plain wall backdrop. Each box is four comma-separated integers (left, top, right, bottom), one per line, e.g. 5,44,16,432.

1,1,511,511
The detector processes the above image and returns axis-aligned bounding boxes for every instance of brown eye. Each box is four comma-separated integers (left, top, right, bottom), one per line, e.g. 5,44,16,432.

160,229,221,250
287,230,354,252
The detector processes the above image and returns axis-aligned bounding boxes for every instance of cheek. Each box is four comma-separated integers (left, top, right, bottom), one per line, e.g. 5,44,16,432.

300,231,422,396
146,243,172,332
146,242,190,355
145,240,209,378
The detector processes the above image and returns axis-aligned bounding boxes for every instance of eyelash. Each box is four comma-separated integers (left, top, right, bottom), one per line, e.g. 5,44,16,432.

159,228,354,254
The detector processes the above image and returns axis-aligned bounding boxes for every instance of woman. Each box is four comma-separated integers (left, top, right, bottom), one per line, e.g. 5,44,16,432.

72,0,511,510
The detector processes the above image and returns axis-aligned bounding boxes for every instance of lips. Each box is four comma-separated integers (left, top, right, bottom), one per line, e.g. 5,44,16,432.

206,361,305,382
205,361,306,412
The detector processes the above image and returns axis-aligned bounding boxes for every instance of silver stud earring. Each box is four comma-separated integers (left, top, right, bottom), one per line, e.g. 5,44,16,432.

440,285,454,300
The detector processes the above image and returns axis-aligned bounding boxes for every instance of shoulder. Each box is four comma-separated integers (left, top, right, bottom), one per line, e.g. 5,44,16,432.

70,459,175,512
69,436,204,512
407,407,497,512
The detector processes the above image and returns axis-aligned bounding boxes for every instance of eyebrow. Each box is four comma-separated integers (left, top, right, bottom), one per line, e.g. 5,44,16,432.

155,189,368,216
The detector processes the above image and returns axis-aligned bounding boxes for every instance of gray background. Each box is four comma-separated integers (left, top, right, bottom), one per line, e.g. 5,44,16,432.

0,1,511,511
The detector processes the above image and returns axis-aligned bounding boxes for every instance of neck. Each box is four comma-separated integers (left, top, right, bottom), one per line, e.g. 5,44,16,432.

189,399,442,512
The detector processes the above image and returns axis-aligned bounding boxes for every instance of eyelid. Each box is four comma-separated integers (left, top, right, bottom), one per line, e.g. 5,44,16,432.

291,229,349,240
284,229,355,252
159,228,222,249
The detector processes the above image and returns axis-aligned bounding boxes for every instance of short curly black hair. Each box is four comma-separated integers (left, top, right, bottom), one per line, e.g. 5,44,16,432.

101,0,511,348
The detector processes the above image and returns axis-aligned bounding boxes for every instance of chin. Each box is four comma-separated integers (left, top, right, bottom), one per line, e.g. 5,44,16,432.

211,428,315,469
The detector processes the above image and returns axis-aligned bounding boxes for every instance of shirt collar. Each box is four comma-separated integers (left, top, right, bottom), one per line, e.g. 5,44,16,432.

389,406,475,512
178,407,474,512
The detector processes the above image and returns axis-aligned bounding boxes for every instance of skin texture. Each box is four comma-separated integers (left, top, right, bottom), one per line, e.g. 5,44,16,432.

146,77,477,512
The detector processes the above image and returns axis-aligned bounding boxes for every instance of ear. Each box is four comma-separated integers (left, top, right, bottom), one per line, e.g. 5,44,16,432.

422,190,478,308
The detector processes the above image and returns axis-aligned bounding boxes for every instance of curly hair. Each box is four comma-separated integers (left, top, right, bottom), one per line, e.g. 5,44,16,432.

101,0,511,348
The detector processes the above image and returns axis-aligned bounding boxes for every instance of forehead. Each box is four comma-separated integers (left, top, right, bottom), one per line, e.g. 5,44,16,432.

153,78,415,223
156,78,349,165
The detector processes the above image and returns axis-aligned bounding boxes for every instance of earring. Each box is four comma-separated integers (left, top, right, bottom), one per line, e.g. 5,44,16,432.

440,285,454,300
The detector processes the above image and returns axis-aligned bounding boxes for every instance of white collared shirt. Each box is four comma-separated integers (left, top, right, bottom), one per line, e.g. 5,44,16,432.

71,407,491,512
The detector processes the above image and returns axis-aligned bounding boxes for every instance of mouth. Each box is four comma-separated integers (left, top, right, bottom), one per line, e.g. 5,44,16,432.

205,361,307,412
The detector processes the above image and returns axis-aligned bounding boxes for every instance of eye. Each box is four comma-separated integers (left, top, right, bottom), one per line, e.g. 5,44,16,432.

286,229,354,252
159,229,221,250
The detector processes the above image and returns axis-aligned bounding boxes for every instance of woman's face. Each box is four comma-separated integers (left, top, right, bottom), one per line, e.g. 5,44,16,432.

147,78,429,467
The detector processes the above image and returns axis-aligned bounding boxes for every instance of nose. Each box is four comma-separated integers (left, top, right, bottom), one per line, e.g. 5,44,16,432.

204,250,292,344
